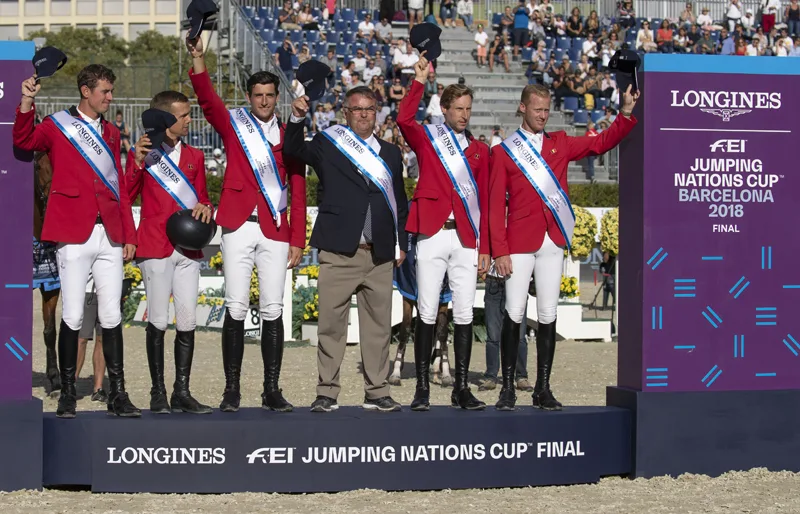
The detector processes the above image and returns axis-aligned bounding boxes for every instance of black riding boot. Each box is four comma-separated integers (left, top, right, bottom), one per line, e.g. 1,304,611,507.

44,321,61,396
450,324,486,410
171,330,212,414
532,321,562,410
261,316,293,412
55,320,78,418
220,311,244,412
496,312,520,411
103,323,142,417
145,323,170,414
410,320,435,411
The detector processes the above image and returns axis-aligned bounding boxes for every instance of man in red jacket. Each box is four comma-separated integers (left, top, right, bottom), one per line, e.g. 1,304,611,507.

186,37,306,413
489,83,638,411
126,91,214,415
397,52,491,412
13,64,140,419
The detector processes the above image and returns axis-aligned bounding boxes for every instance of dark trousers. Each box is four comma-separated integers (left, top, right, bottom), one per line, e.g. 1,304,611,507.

483,276,529,379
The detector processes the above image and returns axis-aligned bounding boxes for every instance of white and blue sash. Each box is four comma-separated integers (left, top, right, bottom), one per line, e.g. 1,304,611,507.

500,130,575,249
144,146,199,210
423,124,480,244
228,108,286,226
321,125,400,259
50,110,120,201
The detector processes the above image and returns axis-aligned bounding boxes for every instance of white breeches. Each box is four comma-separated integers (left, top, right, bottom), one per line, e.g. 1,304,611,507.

139,250,201,332
416,228,477,325
57,225,123,331
221,221,289,322
504,232,564,325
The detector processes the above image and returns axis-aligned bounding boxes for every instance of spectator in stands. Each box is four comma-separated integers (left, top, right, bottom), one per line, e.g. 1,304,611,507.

583,32,598,60
298,43,312,64
584,120,598,182
530,11,546,42
680,2,696,29
426,84,445,124
762,0,781,34
440,0,457,28
389,77,406,110
275,36,297,82
584,10,600,36
363,60,382,84
423,73,439,104
317,48,337,88
566,7,583,37
583,66,602,102
617,0,635,31
780,27,795,48
478,134,487,144
791,36,800,55
341,61,355,89
774,33,793,55
541,54,557,87
511,1,530,61
403,143,419,179
352,48,368,73
489,125,505,147
560,54,573,73
636,21,657,52
577,54,591,77
741,9,755,37
408,0,424,30
553,13,567,36
374,50,389,78
500,5,514,34
600,72,616,99
279,0,301,29
114,110,131,154
457,0,474,31
370,75,386,103
657,20,675,52
298,4,319,30
376,17,393,43
687,24,702,47
397,45,419,85
674,27,690,52
734,37,747,54
746,36,762,55
489,33,511,72
694,28,716,53
359,13,376,39
475,24,489,67
726,0,743,33
608,30,622,51
696,7,713,28
528,40,548,76
718,28,736,55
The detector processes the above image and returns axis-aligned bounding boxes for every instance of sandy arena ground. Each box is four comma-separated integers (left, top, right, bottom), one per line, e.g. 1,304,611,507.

5,295,799,513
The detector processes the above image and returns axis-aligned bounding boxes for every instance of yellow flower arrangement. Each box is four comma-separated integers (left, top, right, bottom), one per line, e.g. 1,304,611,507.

302,292,320,322
249,269,260,306
298,265,319,279
560,276,579,298
209,251,224,270
304,214,313,256
600,208,619,256
567,206,597,260
124,263,142,288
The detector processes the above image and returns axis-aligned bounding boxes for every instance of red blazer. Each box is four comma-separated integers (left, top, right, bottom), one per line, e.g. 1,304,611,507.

13,105,137,246
125,143,213,260
189,68,306,249
397,80,490,253
489,115,637,257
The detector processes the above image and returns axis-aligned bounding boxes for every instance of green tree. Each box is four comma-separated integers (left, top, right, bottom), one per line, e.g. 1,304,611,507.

28,27,129,97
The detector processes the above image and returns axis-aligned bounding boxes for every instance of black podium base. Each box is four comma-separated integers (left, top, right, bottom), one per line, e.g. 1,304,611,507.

607,387,800,478
0,398,42,491
44,405,631,493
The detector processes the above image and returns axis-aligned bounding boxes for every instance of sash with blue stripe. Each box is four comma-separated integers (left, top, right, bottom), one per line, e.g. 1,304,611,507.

500,130,575,249
144,145,199,210
423,124,480,245
322,125,400,259
49,110,120,201
229,108,286,226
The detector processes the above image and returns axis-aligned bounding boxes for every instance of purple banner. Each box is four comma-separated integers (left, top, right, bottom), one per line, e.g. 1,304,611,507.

619,55,800,392
0,42,35,400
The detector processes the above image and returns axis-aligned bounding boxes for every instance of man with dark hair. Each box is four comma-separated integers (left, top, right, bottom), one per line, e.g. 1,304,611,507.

187,36,306,413
125,90,214,415
286,86,408,413
398,52,490,412
14,64,140,418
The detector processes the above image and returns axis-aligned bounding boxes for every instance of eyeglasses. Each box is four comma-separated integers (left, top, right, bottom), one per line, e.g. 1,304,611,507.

346,106,377,115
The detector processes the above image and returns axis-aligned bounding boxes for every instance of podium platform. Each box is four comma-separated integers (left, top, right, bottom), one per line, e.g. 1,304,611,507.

43,406,632,493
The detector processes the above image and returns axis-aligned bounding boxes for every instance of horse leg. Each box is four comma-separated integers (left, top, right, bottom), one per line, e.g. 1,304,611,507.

41,288,61,397
435,305,453,386
389,299,413,385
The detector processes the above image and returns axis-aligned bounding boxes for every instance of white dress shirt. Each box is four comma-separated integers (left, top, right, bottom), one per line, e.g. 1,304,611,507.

445,126,470,220
251,113,281,215
359,133,383,243
77,107,102,134
163,140,182,164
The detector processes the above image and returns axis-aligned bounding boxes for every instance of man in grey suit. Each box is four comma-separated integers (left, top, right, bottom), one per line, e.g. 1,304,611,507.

285,86,409,413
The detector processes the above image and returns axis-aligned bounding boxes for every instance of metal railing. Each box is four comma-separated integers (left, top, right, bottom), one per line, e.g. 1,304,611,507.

34,97,240,157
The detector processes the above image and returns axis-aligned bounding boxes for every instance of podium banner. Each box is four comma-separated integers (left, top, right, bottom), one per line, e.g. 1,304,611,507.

0,42,36,400
619,55,800,392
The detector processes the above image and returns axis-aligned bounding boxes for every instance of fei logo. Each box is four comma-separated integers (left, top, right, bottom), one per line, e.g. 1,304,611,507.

709,139,746,153
246,447,295,464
